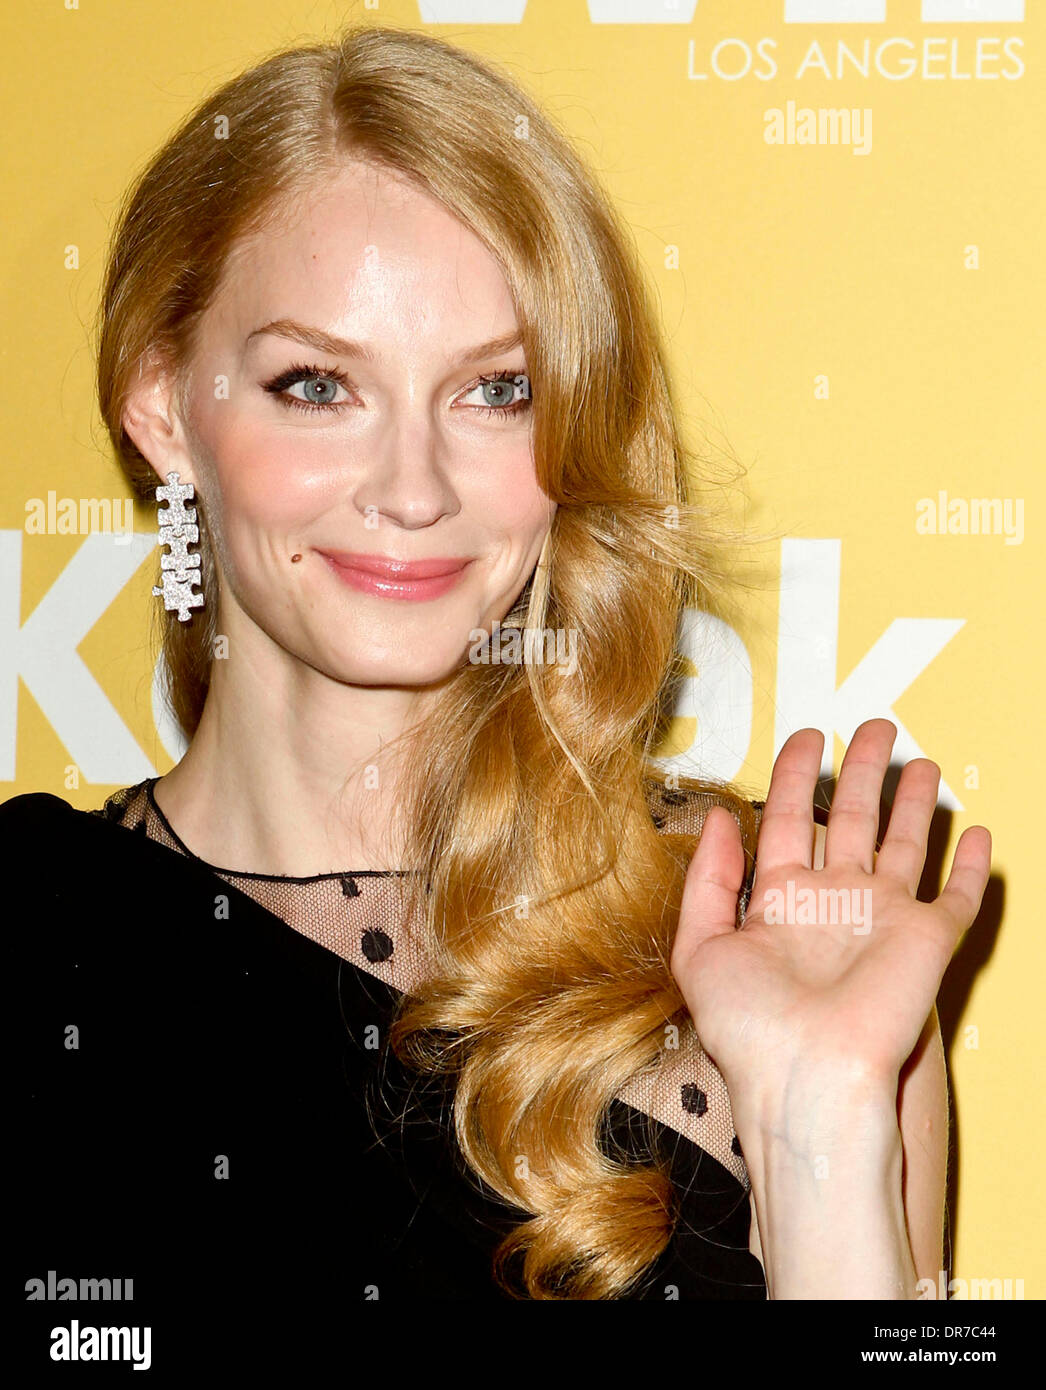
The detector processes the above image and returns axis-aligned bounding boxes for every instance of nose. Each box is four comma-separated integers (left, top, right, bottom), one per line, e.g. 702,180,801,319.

351,410,460,531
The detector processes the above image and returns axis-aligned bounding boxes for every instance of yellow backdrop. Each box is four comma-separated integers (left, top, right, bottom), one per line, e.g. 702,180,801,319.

2,0,1041,1298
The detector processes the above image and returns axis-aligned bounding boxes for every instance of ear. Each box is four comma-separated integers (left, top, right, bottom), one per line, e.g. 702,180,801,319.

122,354,199,491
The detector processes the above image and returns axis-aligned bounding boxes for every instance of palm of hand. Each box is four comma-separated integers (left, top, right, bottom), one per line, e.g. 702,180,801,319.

670,721,991,1094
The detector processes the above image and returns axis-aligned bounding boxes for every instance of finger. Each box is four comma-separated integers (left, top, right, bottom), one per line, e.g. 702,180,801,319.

824,719,896,873
936,826,993,937
873,758,941,894
748,728,823,877
671,807,745,970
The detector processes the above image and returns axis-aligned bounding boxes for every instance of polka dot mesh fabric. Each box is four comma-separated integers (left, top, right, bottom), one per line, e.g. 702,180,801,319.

101,778,764,1193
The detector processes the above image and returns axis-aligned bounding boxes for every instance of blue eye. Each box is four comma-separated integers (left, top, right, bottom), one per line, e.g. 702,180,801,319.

262,362,354,415
461,372,532,417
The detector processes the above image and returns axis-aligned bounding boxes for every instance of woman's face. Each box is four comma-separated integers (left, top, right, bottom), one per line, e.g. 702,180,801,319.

148,159,554,689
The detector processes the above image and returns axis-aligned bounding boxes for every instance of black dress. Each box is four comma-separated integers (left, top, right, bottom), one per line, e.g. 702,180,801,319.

9,778,772,1364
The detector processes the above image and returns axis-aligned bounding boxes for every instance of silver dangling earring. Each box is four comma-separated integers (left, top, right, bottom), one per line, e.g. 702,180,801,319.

152,471,203,622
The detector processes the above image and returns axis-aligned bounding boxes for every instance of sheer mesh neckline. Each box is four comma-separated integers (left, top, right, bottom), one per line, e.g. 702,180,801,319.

144,778,414,884
96,775,763,1193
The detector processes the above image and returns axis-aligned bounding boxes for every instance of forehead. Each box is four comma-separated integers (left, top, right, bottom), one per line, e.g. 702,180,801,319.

207,160,519,348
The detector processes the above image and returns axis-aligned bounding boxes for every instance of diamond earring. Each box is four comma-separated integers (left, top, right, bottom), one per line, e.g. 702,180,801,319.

152,471,203,622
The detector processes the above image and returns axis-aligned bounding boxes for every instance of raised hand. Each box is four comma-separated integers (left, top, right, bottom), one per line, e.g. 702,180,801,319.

670,719,992,1099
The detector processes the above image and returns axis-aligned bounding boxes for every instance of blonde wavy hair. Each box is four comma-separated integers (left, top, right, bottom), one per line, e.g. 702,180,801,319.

97,23,770,1299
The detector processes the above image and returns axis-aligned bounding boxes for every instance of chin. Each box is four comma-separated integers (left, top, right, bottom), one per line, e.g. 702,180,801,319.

322,648,467,691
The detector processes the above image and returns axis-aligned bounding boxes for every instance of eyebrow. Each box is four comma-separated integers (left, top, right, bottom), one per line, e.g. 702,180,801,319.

246,318,524,366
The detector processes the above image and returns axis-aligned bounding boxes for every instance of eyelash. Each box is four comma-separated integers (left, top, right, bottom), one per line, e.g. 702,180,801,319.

261,361,533,420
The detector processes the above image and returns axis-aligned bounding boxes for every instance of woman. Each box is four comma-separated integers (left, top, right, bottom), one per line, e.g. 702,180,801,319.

10,23,989,1332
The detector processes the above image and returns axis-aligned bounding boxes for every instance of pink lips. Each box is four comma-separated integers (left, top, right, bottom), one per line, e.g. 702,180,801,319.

319,550,471,601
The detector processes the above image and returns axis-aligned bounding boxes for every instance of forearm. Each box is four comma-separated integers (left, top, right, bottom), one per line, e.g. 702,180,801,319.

734,1063,916,1299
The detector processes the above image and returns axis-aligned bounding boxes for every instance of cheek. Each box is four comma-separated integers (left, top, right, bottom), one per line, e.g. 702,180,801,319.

472,446,551,539
200,411,339,534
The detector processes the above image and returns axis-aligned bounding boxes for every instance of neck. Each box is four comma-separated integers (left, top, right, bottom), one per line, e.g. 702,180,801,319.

154,614,443,876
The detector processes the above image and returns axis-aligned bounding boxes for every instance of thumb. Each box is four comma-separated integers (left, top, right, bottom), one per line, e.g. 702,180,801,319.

671,805,746,970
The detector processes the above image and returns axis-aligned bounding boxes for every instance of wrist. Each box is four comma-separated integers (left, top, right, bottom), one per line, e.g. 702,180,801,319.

752,1124,913,1299
733,1066,913,1300
729,1057,900,1164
